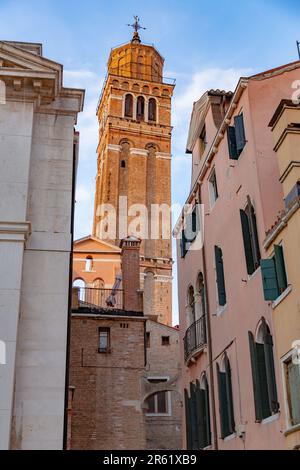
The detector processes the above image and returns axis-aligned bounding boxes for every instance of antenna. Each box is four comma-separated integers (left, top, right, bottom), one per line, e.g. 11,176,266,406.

297,41,300,60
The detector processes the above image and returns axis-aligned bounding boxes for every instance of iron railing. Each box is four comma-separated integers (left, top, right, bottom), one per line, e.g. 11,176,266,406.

184,316,207,362
74,287,124,311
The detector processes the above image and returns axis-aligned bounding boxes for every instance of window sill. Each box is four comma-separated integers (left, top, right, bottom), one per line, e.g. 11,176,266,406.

146,413,172,418
216,304,227,317
223,433,236,442
272,285,292,308
284,423,300,436
261,413,280,425
248,266,261,281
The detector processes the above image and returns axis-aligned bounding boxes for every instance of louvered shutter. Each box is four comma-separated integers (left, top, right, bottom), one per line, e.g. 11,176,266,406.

227,126,239,160
234,114,246,154
250,204,261,268
190,383,199,450
274,245,288,292
262,319,279,414
248,331,263,421
184,389,192,450
203,378,211,447
240,209,255,275
260,258,279,301
217,363,229,439
214,246,227,306
195,380,205,449
288,361,300,426
225,356,235,434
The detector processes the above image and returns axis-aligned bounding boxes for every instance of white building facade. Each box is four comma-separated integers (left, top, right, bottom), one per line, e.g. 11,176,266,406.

0,41,84,449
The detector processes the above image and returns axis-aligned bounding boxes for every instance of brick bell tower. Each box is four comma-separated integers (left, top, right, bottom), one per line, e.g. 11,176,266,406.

92,20,174,325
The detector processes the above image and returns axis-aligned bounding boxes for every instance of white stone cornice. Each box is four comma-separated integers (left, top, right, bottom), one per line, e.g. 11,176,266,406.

154,275,173,283
130,148,149,157
110,95,123,101
107,144,122,152
156,152,172,160
0,222,31,242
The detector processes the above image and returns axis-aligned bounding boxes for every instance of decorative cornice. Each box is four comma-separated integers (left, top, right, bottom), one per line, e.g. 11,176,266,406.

130,148,149,157
107,144,122,152
0,221,31,243
156,152,171,160
154,275,173,283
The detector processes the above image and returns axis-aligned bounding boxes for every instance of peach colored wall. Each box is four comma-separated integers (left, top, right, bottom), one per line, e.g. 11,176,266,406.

177,67,300,450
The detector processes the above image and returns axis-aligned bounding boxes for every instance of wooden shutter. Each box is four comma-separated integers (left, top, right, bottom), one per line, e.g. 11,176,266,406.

214,246,227,306
190,383,199,450
203,377,211,447
248,331,263,421
225,356,235,435
260,258,279,301
227,126,239,160
256,343,271,419
234,114,246,154
184,389,192,450
250,204,261,268
217,363,229,439
195,380,205,449
287,361,300,426
274,245,288,292
262,319,279,414
240,209,255,275
180,230,188,258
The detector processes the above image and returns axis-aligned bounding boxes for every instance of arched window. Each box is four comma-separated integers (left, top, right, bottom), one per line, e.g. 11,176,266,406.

73,279,86,302
148,98,157,122
146,391,170,415
85,256,93,272
195,273,206,320
217,354,235,439
124,94,133,118
93,278,105,308
137,96,145,121
187,286,195,326
248,318,279,421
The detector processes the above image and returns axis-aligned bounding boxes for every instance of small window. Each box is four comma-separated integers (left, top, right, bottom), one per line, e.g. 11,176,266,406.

146,391,170,415
146,332,150,348
85,256,93,272
227,113,246,160
98,328,110,353
200,125,207,157
124,94,133,118
121,160,126,168
284,356,300,427
162,336,170,346
209,169,219,208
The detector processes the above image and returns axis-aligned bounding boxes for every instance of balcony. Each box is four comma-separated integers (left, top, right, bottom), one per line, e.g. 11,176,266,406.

184,316,207,364
72,287,124,312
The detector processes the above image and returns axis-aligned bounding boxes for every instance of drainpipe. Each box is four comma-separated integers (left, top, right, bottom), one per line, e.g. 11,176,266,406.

198,184,218,451
63,130,79,450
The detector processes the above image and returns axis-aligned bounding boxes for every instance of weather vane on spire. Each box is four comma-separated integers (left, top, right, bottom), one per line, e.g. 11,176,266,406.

127,16,146,43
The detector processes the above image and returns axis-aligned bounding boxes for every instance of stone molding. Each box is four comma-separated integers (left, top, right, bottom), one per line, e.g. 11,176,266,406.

0,221,31,242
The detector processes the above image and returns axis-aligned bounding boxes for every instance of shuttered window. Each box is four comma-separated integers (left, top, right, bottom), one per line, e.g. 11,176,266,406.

184,389,192,450
209,169,219,207
260,245,288,301
185,379,211,450
285,358,300,427
217,356,235,439
227,114,246,159
248,320,279,422
214,246,227,306
240,198,261,275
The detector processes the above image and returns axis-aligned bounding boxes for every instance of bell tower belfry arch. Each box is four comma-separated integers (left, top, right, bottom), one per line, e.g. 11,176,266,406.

93,24,175,325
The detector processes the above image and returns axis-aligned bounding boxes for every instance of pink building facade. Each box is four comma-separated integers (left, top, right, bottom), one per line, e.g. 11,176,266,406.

176,62,300,450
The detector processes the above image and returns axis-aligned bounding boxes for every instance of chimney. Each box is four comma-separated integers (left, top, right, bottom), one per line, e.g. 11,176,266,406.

120,236,142,312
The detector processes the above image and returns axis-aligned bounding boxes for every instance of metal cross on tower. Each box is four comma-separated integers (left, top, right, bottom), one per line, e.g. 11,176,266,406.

127,15,146,34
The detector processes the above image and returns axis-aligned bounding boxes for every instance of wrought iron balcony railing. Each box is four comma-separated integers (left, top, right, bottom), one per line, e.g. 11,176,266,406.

73,287,124,311
184,316,207,363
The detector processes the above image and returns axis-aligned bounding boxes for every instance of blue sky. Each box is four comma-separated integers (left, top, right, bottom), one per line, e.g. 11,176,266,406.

1,0,299,323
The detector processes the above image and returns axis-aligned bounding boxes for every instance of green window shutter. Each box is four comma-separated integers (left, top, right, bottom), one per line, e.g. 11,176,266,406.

288,361,300,426
249,204,261,268
225,356,235,435
234,114,246,154
195,380,205,449
274,245,288,292
217,363,229,439
227,126,239,160
190,383,199,450
184,389,192,450
240,209,255,275
260,259,279,301
214,246,227,306
256,343,272,419
262,320,279,414
203,379,211,447
248,331,263,421
180,230,188,258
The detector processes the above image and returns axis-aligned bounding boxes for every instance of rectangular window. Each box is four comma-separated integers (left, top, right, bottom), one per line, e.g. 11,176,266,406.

260,245,288,301
217,358,235,439
209,169,219,208
146,391,170,415
98,327,110,353
284,357,300,427
227,113,246,159
214,246,227,307
240,198,261,275
162,336,170,346
146,332,150,348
